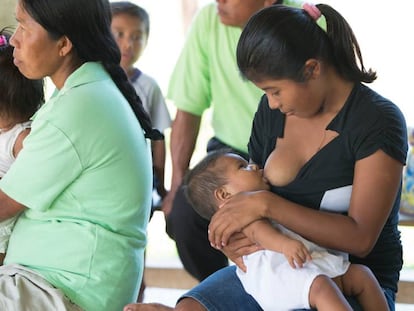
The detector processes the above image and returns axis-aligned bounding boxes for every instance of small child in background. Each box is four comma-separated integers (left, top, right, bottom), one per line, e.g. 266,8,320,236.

184,149,388,311
0,29,44,264
110,1,171,207
110,2,172,303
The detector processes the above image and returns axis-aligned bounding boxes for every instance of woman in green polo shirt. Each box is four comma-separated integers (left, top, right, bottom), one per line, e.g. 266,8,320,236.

0,0,162,310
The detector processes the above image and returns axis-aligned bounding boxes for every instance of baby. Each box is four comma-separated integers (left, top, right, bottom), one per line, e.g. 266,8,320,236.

184,149,388,311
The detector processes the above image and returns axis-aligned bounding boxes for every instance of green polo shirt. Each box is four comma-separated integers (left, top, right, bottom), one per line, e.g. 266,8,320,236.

168,3,263,153
0,62,152,311
168,1,322,154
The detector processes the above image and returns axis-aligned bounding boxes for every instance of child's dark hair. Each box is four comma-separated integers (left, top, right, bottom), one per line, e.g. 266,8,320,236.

183,149,232,220
110,1,150,37
20,0,162,140
237,4,376,84
0,28,44,122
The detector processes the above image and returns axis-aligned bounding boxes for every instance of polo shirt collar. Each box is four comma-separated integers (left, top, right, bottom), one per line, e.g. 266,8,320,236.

58,62,109,96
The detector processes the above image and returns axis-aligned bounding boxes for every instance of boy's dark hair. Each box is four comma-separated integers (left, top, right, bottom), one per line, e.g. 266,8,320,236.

110,1,150,37
183,149,232,220
0,28,44,121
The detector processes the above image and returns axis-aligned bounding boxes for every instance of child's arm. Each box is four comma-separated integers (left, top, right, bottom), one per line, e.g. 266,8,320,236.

13,128,30,158
243,219,312,269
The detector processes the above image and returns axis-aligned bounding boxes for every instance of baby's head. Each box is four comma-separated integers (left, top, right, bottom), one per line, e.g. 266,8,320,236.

0,28,44,123
184,149,269,220
110,1,149,73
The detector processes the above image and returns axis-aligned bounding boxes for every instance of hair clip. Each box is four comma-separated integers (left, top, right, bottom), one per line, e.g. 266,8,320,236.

0,35,8,47
302,3,321,21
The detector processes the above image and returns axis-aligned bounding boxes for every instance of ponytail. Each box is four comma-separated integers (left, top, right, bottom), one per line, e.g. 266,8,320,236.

316,4,376,83
237,4,376,84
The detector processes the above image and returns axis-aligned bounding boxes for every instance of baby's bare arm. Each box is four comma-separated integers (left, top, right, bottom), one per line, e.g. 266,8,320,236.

242,219,312,268
13,128,30,157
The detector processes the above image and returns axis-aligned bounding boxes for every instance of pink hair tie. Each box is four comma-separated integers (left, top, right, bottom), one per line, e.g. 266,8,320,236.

302,2,321,21
0,35,7,47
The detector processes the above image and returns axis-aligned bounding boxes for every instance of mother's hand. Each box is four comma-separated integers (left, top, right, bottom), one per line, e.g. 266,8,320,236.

221,232,263,272
208,190,269,249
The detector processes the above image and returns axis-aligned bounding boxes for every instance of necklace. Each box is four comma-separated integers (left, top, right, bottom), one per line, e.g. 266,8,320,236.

316,130,327,152
317,130,338,152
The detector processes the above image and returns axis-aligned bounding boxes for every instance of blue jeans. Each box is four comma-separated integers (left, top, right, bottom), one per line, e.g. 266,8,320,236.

181,266,395,311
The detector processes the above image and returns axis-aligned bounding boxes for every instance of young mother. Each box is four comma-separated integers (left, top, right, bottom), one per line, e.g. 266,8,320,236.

128,3,407,311
0,0,161,310
208,3,406,311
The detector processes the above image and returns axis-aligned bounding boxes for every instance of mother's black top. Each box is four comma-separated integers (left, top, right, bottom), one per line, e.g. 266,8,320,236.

248,83,408,292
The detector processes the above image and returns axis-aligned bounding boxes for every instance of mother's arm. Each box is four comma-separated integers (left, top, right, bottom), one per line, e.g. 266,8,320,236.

209,150,402,257
0,189,26,221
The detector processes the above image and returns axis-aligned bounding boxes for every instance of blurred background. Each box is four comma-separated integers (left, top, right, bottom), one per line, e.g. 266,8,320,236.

1,0,413,307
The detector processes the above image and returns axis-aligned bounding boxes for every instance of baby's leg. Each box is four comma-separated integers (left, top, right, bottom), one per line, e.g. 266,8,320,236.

308,274,352,311
339,264,388,311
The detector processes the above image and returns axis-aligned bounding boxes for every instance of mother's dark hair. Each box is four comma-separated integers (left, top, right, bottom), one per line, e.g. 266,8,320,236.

237,4,376,84
20,0,162,140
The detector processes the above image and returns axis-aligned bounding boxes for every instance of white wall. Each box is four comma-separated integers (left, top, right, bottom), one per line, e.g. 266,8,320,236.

0,0,17,30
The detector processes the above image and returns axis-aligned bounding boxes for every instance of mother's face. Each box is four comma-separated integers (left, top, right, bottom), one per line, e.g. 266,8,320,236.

10,1,64,80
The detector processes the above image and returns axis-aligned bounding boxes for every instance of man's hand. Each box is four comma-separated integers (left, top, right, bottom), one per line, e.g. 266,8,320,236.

161,189,175,217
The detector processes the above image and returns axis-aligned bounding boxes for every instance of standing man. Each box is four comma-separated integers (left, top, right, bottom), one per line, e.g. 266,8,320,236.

162,0,279,281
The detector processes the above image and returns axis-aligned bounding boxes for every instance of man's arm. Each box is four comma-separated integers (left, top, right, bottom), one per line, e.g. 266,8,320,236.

162,110,201,216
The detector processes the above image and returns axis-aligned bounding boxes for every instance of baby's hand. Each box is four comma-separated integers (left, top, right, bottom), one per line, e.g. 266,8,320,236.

281,239,312,269
232,256,247,273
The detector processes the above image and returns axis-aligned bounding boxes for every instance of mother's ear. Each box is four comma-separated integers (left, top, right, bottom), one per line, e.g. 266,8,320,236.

57,35,73,57
303,59,321,80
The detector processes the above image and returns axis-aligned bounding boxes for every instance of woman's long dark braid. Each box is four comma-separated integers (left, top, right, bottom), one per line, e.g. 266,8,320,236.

103,63,164,140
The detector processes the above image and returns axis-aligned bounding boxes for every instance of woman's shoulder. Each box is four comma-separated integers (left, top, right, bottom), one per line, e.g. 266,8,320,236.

344,83,408,162
346,83,405,126
355,84,401,112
